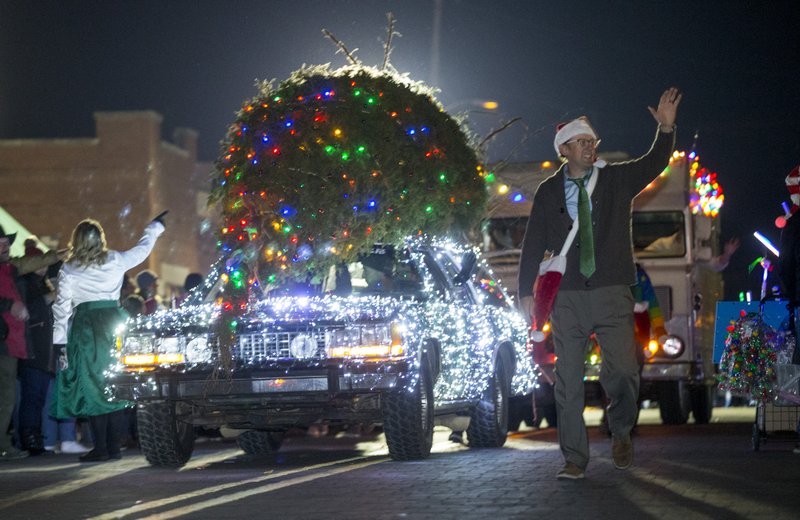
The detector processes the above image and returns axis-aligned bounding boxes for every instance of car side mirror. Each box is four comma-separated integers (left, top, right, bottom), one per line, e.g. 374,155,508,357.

453,252,477,286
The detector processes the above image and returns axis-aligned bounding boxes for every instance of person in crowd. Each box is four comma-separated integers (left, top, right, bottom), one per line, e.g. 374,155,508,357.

174,272,203,307
16,245,57,455
518,88,681,480
120,275,137,300
121,294,146,317
1,227,62,461
51,213,165,462
708,237,741,272
135,269,162,314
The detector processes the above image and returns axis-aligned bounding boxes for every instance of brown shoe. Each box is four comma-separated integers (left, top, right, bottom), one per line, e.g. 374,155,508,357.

612,435,633,470
556,462,585,480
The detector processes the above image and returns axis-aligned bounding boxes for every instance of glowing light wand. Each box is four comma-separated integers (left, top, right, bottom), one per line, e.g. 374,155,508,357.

753,231,780,257
752,231,780,300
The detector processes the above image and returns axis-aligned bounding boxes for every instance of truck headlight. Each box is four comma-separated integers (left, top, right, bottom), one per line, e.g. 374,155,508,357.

290,334,319,358
185,336,212,363
660,335,685,358
120,334,186,367
326,323,404,359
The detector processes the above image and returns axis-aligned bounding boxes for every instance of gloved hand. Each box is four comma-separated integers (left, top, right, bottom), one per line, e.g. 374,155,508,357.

54,344,68,371
152,210,168,227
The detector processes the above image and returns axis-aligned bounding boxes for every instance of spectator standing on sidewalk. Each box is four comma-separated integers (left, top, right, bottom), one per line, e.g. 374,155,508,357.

1,227,62,461
16,244,57,455
51,213,165,462
518,88,681,480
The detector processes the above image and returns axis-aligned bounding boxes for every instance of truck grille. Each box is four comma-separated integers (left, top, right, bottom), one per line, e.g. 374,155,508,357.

212,329,329,362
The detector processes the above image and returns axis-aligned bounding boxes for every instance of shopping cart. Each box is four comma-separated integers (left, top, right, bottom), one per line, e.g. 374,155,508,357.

752,363,800,451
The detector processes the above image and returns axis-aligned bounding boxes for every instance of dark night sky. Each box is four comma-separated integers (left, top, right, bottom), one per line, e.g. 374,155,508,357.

2,0,799,298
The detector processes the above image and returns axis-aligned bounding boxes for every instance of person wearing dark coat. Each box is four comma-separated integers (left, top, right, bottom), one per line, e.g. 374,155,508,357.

1,227,61,461
17,245,57,455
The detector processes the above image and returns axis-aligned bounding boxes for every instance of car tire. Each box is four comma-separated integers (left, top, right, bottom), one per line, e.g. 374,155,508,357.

137,400,195,467
658,380,691,425
382,359,434,460
467,354,510,448
237,430,284,455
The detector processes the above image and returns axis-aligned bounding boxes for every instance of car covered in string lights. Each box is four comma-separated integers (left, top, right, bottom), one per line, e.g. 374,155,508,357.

110,239,537,467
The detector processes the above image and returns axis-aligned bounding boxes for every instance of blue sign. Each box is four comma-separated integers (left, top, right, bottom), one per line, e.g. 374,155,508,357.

713,300,791,363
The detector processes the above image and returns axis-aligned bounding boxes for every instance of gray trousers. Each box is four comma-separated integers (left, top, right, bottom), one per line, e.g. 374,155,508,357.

551,285,639,469
0,354,18,450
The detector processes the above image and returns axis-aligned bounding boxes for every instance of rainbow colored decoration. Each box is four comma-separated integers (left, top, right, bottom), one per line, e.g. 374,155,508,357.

688,151,724,217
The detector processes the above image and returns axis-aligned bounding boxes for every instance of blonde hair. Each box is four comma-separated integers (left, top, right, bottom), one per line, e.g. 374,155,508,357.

67,219,108,267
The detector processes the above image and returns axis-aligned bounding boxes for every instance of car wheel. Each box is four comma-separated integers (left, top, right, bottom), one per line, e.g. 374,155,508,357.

467,354,510,448
237,430,285,455
382,359,434,461
137,400,195,467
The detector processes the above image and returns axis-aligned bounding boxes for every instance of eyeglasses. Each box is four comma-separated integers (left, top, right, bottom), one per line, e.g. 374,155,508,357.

564,138,600,149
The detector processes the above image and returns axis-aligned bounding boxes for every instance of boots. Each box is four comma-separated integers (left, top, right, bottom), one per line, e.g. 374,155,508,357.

106,410,124,460
20,429,45,456
80,414,109,462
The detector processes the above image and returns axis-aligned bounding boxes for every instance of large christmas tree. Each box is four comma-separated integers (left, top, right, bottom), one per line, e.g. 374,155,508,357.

210,66,487,292
207,23,489,344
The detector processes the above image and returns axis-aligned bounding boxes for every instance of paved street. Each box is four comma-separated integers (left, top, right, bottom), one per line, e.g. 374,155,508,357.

1,407,798,520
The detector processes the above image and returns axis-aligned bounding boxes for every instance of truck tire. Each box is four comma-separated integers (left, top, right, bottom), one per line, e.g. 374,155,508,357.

137,401,195,467
658,380,691,425
382,361,434,460
467,355,510,448
237,430,284,455
690,384,715,424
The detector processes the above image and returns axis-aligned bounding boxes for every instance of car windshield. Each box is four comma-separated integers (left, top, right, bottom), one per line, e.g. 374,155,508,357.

482,217,528,253
322,245,424,296
181,246,425,304
633,211,686,258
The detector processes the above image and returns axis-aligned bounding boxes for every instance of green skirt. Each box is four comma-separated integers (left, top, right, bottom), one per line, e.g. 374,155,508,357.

51,300,131,418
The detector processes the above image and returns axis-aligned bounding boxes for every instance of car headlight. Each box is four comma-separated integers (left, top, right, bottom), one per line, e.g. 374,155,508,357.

326,323,404,358
660,335,685,358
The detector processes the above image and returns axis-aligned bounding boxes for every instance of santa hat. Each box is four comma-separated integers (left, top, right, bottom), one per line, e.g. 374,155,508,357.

554,117,598,155
786,165,800,216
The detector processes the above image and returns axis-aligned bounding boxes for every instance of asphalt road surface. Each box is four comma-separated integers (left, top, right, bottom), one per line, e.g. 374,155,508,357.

1,407,798,520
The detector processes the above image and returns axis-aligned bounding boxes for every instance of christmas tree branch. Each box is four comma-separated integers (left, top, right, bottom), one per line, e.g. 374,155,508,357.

478,117,524,149
382,12,397,70
322,29,360,66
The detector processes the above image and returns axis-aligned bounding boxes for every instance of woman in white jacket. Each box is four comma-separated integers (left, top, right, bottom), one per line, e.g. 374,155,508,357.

51,213,165,462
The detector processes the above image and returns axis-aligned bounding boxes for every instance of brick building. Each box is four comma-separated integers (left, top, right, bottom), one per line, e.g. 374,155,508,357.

0,111,218,299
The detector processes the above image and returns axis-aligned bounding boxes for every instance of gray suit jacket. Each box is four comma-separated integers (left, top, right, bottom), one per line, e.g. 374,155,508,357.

518,127,676,296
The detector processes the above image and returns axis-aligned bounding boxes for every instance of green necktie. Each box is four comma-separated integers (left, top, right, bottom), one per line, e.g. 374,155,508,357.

570,176,595,278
